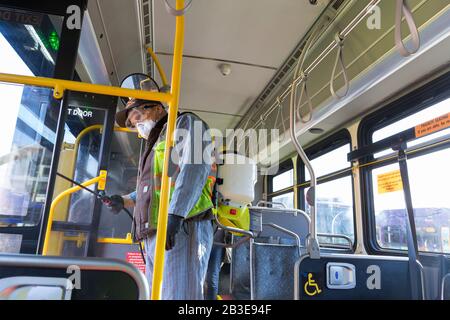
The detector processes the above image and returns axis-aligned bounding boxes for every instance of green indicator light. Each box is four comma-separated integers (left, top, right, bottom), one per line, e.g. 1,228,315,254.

48,31,60,51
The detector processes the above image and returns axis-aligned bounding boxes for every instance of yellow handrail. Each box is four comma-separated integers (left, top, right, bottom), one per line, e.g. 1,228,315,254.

151,0,185,300
42,171,107,255
0,72,172,101
72,125,137,177
147,46,169,88
98,233,134,245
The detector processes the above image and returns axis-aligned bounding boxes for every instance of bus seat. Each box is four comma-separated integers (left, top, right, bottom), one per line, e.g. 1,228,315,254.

229,236,252,300
251,242,305,300
0,254,149,300
230,236,279,300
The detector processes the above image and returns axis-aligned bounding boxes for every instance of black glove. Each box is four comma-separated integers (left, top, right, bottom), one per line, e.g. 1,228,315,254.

101,195,124,214
166,214,184,251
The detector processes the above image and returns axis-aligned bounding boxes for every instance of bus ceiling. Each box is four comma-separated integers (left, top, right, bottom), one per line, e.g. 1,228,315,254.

70,0,450,163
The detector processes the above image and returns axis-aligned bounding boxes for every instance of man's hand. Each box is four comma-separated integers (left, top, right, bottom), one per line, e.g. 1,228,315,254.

101,195,124,214
166,214,184,251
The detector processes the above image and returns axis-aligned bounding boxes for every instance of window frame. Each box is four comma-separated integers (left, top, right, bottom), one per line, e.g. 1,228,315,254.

358,71,450,257
297,129,356,251
268,158,295,208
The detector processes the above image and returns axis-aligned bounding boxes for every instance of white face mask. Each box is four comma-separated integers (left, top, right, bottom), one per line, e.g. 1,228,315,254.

136,119,156,140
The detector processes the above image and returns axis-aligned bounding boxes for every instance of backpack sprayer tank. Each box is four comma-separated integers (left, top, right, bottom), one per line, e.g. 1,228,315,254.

215,153,258,231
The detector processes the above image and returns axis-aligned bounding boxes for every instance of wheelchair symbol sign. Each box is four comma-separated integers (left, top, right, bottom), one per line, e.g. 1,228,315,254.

304,273,322,297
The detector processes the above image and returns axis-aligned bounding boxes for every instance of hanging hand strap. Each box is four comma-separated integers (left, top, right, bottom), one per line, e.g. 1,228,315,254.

296,72,314,124
274,98,287,141
395,0,420,57
164,0,193,16
330,33,350,99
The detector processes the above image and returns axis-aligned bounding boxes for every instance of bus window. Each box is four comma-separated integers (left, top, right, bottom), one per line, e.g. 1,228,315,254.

272,169,294,193
373,98,450,158
272,192,294,209
300,132,355,247
0,8,64,253
268,160,295,209
372,149,450,254
369,100,450,254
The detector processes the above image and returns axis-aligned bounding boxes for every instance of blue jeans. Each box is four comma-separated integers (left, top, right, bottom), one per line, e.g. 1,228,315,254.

205,243,225,300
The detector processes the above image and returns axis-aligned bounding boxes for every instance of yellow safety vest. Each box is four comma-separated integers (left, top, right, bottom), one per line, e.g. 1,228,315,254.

149,141,217,228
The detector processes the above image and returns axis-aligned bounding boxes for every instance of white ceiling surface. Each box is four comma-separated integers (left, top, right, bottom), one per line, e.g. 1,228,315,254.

153,0,328,131
86,0,145,85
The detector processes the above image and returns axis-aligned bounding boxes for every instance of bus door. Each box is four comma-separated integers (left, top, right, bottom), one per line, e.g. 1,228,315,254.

40,90,118,258
0,0,86,255
42,89,142,261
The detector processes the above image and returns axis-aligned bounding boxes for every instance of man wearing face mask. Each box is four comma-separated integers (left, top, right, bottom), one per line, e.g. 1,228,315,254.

105,79,216,300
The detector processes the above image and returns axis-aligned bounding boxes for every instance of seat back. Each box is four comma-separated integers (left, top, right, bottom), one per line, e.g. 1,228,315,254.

251,241,305,300
250,207,310,244
0,254,149,300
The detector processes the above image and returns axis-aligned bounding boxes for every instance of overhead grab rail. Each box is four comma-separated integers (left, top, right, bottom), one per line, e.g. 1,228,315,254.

244,0,397,131
291,17,325,125
146,46,170,91
164,0,193,16
295,73,314,124
330,33,350,99
0,73,173,102
395,0,421,57
274,98,287,141
289,17,328,260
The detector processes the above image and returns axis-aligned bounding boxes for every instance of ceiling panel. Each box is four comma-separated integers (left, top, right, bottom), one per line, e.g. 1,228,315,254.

156,55,275,131
152,0,327,131
93,0,145,83
154,0,327,67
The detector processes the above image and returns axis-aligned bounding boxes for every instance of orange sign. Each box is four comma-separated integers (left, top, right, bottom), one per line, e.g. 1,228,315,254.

415,112,450,138
377,170,403,194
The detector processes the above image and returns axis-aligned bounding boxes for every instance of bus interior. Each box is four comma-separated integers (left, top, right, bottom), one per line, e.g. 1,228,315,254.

0,0,449,301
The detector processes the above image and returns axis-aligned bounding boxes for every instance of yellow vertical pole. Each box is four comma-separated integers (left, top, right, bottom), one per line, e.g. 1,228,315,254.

151,0,185,300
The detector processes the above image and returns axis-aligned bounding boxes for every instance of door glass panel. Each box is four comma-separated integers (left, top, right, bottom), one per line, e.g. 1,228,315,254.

98,131,139,239
45,105,107,257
